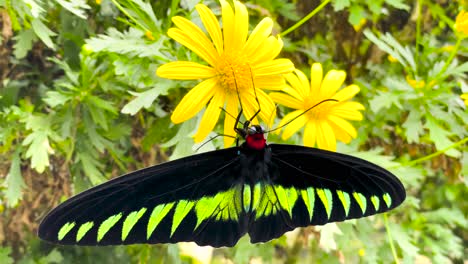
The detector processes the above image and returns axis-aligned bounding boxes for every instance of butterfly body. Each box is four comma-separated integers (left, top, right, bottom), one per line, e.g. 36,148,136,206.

38,125,405,247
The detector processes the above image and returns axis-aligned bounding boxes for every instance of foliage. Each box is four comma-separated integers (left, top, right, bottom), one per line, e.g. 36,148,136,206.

0,0,466,263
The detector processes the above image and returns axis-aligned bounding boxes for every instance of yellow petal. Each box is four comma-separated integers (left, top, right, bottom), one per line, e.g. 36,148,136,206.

329,122,353,143
241,89,275,126
269,92,303,109
255,89,277,126
320,70,346,99
243,17,273,55
194,90,226,142
303,121,317,147
250,36,283,65
171,78,218,123
316,120,336,151
281,84,304,101
168,28,217,66
196,4,223,54
254,75,286,91
328,115,357,139
294,69,311,98
156,62,216,80
310,63,323,96
254,59,294,77
232,0,249,51
280,110,307,139
332,84,360,101
221,0,235,52
285,71,308,99
329,102,364,120
224,94,239,147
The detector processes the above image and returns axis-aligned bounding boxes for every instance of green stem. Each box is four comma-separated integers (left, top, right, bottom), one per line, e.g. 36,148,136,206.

110,0,150,32
280,0,332,37
434,37,462,80
415,0,422,75
392,137,468,169
384,214,400,264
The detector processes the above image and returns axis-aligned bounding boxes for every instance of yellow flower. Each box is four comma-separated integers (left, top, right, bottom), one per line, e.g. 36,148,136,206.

353,18,367,32
270,63,365,151
461,93,468,105
406,75,425,89
387,55,398,63
454,10,468,37
145,30,155,41
157,0,294,146
95,0,101,4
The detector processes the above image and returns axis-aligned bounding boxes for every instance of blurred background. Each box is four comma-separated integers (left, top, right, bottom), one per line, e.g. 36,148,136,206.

0,0,467,263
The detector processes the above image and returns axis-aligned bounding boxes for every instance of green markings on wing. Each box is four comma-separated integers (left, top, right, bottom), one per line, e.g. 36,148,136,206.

147,203,174,239
76,221,94,242
337,190,351,217
195,188,241,230
171,200,195,236
58,222,75,241
383,193,392,208
300,188,315,221
316,188,333,219
98,213,122,242
353,192,367,214
251,184,394,222
55,186,394,243
122,208,147,241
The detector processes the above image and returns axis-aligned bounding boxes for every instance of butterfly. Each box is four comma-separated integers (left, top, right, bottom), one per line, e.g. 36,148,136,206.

38,100,406,248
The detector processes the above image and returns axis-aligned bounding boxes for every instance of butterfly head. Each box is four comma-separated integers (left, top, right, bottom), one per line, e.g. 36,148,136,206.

245,125,266,150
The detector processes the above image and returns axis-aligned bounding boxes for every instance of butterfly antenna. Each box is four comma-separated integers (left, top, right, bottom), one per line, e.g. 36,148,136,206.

229,66,247,144
266,99,339,133
195,133,237,152
248,66,261,125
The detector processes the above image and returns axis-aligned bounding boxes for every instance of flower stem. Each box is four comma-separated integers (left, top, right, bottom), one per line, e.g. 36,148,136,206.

415,0,422,75
392,137,468,169
434,37,462,80
384,213,400,264
280,0,332,37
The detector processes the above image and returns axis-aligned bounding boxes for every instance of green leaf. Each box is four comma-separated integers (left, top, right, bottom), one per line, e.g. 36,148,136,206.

5,149,25,207
348,4,366,26
425,116,460,157
76,152,106,185
13,29,35,59
0,247,13,264
333,0,350,11
369,91,401,112
31,18,56,50
390,223,419,259
121,86,170,115
43,91,72,107
22,130,51,173
402,110,422,143
141,116,177,151
364,30,415,70
384,0,410,10
55,0,90,19
86,28,167,59
443,61,468,78
41,249,63,263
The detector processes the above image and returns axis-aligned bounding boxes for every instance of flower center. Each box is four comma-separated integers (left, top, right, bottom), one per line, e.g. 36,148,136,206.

304,97,330,120
216,52,252,93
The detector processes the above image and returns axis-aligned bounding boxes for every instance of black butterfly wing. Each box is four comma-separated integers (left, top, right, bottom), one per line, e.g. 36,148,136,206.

248,144,406,243
38,147,248,247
